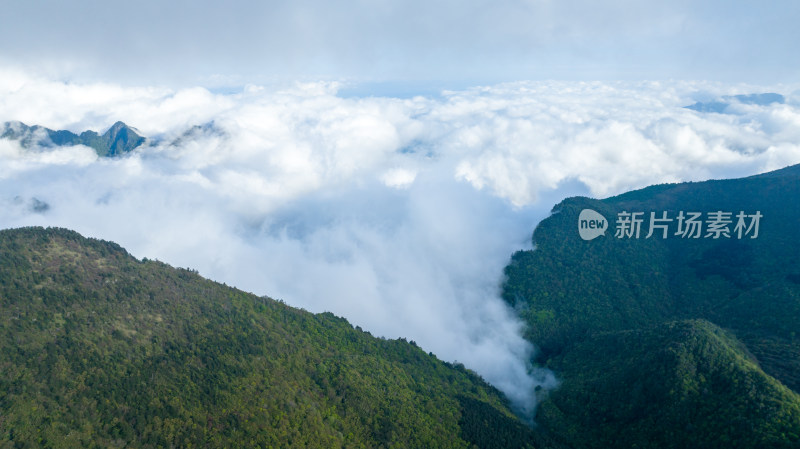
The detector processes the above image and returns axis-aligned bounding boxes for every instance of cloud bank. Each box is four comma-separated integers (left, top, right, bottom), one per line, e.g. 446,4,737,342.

2,72,800,413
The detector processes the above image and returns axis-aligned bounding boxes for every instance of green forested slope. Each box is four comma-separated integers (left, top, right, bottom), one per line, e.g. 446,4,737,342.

538,320,800,449
503,164,800,448
0,227,547,449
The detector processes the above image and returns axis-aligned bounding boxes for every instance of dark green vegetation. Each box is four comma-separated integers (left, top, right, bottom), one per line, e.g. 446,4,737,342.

0,227,553,448
504,164,800,448
1,121,144,156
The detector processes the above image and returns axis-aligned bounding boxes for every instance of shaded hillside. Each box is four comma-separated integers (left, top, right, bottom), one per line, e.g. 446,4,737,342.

0,227,551,449
1,121,144,156
503,164,800,448
538,320,800,449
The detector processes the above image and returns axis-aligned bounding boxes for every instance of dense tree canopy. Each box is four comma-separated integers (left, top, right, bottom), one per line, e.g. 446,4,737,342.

0,227,550,448
503,164,800,448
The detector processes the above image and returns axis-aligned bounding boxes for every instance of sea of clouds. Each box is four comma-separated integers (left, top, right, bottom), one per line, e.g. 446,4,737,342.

2,70,800,414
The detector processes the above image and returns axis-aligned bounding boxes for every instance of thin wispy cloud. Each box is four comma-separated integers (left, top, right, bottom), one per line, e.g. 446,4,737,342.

2,1,800,84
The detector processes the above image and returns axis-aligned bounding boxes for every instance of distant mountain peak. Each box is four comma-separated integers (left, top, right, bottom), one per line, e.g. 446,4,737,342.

106,121,139,136
106,121,127,135
0,120,145,157
99,121,145,156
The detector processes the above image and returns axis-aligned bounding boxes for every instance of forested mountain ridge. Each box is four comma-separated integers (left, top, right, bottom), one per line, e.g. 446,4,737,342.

503,163,800,448
0,227,553,448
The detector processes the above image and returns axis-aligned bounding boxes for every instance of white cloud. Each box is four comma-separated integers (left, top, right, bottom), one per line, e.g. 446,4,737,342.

2,73,800,414
381,168,417,188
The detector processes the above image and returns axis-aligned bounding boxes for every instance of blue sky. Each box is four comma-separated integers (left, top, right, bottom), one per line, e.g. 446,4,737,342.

2,0,799,87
